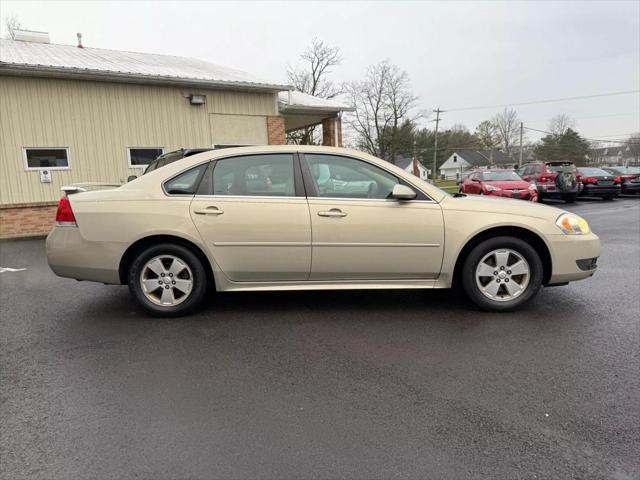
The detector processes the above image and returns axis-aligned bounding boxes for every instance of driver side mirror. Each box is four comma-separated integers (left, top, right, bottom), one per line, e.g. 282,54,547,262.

391,184,417,200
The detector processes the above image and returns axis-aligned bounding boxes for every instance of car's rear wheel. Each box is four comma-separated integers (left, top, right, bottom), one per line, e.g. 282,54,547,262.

128,243,207,317
461,236,543,311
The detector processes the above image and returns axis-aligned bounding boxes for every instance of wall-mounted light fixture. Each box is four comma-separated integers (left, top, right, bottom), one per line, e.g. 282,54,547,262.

189,94,206,105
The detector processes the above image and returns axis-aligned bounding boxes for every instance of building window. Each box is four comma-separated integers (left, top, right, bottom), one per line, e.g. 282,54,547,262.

23,148,70,170
128,148,164,168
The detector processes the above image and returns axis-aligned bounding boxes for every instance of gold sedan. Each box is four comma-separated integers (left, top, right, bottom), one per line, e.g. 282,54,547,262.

46,146,600,316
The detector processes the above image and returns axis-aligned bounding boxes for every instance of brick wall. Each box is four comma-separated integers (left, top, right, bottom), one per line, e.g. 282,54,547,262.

267,116,286,145
0,203,57,238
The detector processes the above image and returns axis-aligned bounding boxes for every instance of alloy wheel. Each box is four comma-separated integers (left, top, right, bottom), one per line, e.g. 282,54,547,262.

475,249,530,302
140,255,194,306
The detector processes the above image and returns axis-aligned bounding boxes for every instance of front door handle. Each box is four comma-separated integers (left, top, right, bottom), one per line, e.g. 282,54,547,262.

318,208,347,218
194,206,224,215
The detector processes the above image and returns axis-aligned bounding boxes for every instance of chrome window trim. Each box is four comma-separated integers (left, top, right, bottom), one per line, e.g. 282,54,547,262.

299,151,436,203
191,194,308,201
307,196,437,204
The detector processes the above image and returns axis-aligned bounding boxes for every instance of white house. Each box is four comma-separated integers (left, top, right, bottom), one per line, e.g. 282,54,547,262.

395,155,430,180
440,150,514,180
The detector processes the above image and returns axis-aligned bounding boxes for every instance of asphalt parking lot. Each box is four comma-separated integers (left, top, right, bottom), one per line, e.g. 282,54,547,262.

1,198,639,480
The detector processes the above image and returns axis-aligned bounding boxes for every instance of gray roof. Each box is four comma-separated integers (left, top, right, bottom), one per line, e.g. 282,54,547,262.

278,91,353,114
395,156,413,170
455,150,513,166
0,38,289,91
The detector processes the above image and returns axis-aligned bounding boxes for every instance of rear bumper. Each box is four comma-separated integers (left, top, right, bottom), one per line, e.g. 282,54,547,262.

537,184,580,196
621,183,640,194
547,233,600,284
580,185,621,197
46,226,123,284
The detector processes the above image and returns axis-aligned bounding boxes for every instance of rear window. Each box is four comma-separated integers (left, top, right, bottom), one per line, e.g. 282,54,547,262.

579,168,609,176
547,163,576,173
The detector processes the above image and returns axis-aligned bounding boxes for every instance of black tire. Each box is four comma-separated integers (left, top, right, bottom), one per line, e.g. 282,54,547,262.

461,236,544,312
128,243,208,317
562,193,577,203
603,195,614,201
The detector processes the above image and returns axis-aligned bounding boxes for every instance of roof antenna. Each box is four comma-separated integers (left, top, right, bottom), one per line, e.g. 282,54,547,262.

77,32,83,48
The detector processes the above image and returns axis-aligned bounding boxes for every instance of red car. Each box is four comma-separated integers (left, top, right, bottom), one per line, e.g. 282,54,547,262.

460,170,538,201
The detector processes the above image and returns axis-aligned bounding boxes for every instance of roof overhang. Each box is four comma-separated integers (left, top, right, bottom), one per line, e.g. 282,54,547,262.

0,63,292,93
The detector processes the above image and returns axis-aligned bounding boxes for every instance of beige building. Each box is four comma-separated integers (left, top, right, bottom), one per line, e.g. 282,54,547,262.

0,31,351,237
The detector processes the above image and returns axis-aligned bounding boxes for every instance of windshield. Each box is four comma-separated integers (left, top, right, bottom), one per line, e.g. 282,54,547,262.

547,162,577,173
579,168,610,176
481,171,522,181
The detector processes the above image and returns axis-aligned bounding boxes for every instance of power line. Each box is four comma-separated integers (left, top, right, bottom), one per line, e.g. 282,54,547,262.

523,111,640,124
445,90,640,112
523,126,640,145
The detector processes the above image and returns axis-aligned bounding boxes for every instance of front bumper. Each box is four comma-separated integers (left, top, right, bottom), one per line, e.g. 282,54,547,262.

546,233,600,284
46,226,122,284
486,189,536,201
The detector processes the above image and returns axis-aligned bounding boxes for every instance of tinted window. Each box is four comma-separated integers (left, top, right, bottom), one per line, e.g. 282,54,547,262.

164,163,207,195
304,154,399,199
25,148,69,169
212,154,295,197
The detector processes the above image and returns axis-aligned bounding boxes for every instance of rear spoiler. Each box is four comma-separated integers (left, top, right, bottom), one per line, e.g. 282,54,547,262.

61,182,121,195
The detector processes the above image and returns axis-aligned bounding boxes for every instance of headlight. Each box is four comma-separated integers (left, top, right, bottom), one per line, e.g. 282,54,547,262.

556,213,590,235
485,184,501,192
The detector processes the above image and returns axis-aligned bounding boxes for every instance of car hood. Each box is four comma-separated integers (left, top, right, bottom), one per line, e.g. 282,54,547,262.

441,193,565,220
483,180,531,189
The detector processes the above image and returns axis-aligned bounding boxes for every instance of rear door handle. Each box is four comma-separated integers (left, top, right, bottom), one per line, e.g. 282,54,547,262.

318,208,347,218
194,206,224,215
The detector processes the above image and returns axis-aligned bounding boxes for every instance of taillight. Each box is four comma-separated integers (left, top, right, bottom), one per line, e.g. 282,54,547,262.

55,196,77,226
614,176,621,184
582,177,598,184
539,175,554,183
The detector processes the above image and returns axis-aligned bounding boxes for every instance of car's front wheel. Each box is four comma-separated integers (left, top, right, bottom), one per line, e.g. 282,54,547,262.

128,243,207,317
461,236,543,311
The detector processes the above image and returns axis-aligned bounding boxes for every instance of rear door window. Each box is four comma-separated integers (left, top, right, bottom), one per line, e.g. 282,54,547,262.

212,154,296,197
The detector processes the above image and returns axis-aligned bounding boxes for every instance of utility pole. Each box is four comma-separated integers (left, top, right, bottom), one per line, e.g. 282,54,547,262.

432,108,443,183
518,121,524,167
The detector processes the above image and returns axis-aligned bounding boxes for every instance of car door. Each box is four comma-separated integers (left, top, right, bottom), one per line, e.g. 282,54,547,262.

190,152,311,282
301,153,444,281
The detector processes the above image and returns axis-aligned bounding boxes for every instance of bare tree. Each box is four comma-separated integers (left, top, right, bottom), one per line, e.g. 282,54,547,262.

346,60,418,162
474,120,500,149
4,14,21,39
626,132,640,166
286,38,342,145
549,114,575,136
491,108,521,158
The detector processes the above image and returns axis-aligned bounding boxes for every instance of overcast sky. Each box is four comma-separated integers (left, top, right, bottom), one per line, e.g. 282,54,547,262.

2,0,638,143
